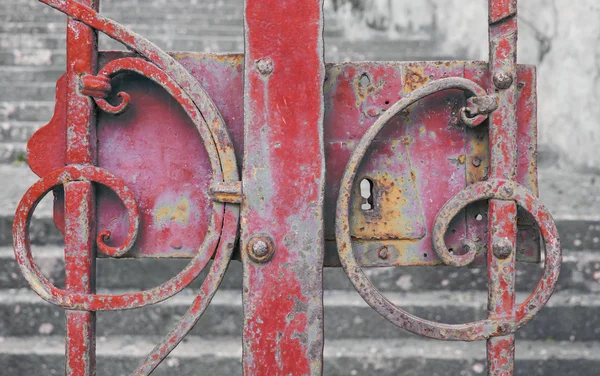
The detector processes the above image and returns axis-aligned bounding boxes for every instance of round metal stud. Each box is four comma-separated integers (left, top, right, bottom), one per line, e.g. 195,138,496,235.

247,235,275,263
493,71,513,90
492,238,513,259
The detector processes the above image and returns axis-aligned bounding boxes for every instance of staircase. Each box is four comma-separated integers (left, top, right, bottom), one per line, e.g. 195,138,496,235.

2,0,600,375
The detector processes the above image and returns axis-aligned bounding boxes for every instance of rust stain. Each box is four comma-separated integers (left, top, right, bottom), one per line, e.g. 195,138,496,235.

155,197,190,225
403,65,429,93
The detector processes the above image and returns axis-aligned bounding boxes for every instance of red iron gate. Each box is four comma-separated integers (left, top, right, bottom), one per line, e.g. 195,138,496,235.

13,0,561,374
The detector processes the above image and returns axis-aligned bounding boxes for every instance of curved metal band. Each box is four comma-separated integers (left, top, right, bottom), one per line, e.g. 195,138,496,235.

132,204,239,375
433,179,561,331
17,4,242,311
13,165,222,311
38,0,238,183
335,78,560,340
25,1,242,372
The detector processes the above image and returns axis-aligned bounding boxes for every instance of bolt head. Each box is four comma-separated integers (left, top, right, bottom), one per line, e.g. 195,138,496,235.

501,185,514,198
378,246,390,260
247,235,275,263
472,157,482,167
493,238,513,259
493,71,513,90
252,240,269,257
255,58,274,75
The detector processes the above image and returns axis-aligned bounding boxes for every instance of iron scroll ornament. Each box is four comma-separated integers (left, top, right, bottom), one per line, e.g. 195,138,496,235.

13,0,241,374
335,77,562,341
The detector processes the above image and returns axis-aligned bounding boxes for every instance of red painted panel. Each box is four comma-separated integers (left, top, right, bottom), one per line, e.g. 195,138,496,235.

28,57,539,267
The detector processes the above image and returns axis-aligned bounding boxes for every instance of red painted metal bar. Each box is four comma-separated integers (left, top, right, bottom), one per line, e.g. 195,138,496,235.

64,0,99,374
241,0,325,374
486,0,519,374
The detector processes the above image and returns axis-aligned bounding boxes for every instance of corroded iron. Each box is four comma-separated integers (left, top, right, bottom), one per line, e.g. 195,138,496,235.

241,0,325,373
12,0,559,375
334,1,560,375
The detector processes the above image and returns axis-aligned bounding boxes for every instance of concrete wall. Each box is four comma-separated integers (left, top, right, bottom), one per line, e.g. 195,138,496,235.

325,0,600,172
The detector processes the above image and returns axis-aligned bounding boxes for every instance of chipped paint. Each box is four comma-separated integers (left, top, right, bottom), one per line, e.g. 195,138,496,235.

13,1,561,375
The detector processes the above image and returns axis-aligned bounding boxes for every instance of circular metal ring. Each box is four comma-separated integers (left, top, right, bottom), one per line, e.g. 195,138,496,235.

335,78,561,340
13,165,221,311
433,178,561,332
13,19,241,312
23,3,242,372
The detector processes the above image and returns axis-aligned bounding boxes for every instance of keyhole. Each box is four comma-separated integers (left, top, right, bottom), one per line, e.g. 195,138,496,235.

360,178,374,211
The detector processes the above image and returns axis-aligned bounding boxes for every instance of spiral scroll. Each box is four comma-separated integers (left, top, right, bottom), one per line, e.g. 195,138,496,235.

335,77,561,341
13,0,242,373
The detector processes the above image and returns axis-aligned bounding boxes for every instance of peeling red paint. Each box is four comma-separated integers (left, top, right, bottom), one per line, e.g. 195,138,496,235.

13,1,561,375
241,0,325,373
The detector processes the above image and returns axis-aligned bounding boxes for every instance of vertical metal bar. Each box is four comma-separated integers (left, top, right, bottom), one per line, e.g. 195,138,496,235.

64,183,96,376
64,1,99,375
241,0,326,374
486,0,518,375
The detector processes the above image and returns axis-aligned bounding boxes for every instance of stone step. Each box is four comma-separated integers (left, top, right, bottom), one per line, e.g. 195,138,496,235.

0,67,64,84
2,245,600,294
0,42,441,72
0,102,55,122
0,142,27,164
0,20,244,34
0,288,598,342
0,83,56,102
0,36,438,69
0,121,43,143
0,0,244,16
1,335,600,375
1,33,245,52
0,20,343,38
0,49,66,67
1,163,599,249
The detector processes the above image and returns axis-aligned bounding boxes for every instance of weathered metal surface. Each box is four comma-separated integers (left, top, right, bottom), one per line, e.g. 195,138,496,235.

31,55,540,267
13,0,561,375
241,0,325,373
323,61,539,267
485,1,520,373
16,0,241,374
63,1,98,374
333,1,561,375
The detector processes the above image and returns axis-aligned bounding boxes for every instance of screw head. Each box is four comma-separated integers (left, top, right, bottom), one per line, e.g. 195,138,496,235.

501,184,514,198
247,235,275,263
472,157,482,167
255,58,274,76
378,246,390,260
493,71,513,90
252,240,269,257
492,238,513,259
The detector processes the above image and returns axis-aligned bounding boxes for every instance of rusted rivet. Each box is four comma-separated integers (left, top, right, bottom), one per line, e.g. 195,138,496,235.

492,238,512,259
461,239,477,255
498,322,511,334
255,58,274,76
472,157,482,167
493,71,513,90
501,185,514,197
378,246,390,260
247,235,275,263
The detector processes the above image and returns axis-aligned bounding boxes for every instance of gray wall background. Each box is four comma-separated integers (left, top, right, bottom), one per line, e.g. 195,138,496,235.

324,0,600,172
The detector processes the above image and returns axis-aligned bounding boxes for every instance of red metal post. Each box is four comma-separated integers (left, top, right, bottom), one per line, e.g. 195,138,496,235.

241,0,326,374
487,0,519,374
64,0,99,374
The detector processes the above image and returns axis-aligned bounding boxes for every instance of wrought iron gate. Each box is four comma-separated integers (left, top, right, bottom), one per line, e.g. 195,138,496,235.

13,0,562,374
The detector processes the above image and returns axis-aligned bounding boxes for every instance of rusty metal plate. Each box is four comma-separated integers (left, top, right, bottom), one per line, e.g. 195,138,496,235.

28,54,538,266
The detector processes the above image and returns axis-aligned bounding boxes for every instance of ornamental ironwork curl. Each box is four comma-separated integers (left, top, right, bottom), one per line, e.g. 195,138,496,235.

14,1,242,374
335,77,561,341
